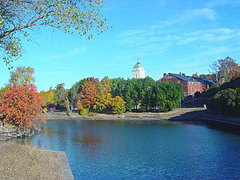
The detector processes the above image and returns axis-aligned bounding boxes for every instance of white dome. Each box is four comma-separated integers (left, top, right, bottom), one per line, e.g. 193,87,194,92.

132,61,146,79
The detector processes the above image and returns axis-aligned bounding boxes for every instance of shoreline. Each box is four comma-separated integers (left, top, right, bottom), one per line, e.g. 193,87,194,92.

44,108,240,128
44,108,207,123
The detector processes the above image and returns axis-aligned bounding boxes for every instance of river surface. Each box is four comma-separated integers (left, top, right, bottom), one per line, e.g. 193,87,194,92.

30,120,240,179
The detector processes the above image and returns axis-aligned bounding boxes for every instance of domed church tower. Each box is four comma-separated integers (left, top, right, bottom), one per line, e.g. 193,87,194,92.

132,61,146,79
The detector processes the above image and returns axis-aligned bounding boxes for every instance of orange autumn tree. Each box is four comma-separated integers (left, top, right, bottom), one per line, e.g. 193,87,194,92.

76,78,99,114
0,83,46,130
76,77,126,114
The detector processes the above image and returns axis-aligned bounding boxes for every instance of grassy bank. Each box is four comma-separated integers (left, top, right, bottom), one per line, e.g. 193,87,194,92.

0,142,69,180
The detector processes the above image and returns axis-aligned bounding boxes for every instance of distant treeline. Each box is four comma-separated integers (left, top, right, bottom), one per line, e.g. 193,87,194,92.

40,77,184,115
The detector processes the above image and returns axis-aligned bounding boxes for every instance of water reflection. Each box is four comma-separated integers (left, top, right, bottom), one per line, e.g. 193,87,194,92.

74,133,99,146
20,120,240,179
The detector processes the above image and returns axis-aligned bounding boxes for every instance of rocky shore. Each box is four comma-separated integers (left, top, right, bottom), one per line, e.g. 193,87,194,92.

0,124,39,141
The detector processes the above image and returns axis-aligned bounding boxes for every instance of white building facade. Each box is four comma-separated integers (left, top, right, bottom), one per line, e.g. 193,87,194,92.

132,61,146,79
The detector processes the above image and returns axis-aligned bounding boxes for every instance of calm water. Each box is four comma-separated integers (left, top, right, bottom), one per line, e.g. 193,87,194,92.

30,120,240,180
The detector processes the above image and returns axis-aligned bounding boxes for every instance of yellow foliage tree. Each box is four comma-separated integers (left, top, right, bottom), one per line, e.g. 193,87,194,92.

39,91,48,107
39,87,57,107
111,96,126,114
93,77,113,111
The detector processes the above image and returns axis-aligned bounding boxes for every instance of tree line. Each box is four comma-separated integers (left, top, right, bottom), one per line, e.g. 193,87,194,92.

0,66,183,130
39,76,183,115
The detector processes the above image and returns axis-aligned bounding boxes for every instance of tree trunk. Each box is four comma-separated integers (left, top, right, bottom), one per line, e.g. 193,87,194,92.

66,104,72,116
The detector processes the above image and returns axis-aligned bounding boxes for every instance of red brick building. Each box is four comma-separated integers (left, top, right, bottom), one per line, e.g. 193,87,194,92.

159,73,215,96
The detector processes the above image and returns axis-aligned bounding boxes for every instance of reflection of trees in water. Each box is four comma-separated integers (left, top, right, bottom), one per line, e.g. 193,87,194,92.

80,120,129,126
38,125,69,150
42,126,55,138
76,133,99,146
80,120,180,126
75,132,102,162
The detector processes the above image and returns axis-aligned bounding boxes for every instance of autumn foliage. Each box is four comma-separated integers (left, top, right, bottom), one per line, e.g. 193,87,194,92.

76,77,126,114
39,87,57,107
211,57,240,84
0,83,46,130
111,96,126,114
79,78,99,108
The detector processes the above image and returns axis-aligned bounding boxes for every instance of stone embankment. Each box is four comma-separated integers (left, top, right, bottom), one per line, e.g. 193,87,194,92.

0,125,39,141
203,113,240,128
0,143,73,180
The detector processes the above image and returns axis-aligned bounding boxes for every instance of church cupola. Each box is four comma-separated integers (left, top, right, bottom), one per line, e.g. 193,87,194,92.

132,61,146,79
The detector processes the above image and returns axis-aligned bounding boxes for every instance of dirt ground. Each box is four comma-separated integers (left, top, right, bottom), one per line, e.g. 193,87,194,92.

44,108,206,121
0,142,67,180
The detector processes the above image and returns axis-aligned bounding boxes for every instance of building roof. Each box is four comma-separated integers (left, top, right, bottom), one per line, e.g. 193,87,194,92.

168,73,215,85
192,77,215,85
169,73,198,82
133,61,143,69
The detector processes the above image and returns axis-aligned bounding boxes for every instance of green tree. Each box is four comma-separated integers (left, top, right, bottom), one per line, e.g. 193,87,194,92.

109,77,184,112
1,0,110,68
110,78,126,98
123,81,136,111
68,79,86,111
208,88,240,116
9,66,35,85
155,82,184,112
140,77,156,111
55,83,72,115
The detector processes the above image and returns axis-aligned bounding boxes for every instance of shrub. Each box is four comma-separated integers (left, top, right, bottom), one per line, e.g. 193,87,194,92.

208,88,240,116
43,108,48,113
80,108,89,115
194,91,202,98
203,84,220,97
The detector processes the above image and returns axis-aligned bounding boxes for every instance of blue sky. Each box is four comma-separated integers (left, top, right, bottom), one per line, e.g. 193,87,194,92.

1,0,240,91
